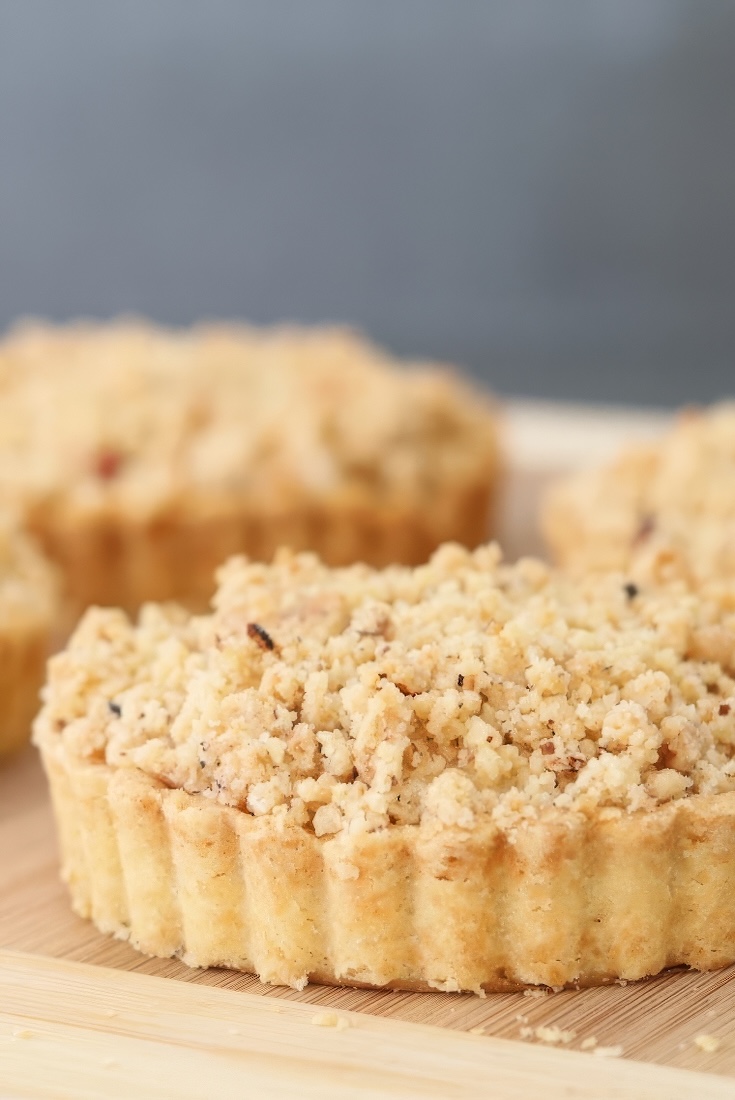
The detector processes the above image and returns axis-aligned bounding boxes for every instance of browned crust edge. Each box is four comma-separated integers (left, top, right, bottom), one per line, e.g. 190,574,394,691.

28,478,498,614
38,736,735,992
0,625,53,759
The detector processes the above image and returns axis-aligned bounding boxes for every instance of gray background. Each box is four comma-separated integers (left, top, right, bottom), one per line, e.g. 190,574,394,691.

1,0,734,406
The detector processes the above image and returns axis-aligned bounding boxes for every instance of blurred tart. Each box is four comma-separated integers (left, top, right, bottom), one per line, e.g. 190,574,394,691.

543,403,735,584
35,543,735,990
0,517,59,758
0,320,500,614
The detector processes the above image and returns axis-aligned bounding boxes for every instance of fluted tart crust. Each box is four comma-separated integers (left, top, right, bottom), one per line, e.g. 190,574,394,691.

0,518,59,758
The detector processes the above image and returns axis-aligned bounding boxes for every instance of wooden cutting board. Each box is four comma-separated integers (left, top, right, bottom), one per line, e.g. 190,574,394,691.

6,400,735,1098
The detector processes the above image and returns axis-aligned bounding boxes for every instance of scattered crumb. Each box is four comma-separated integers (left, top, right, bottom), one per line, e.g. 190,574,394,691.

592,1045,623,1058
469,1026,486,1036
580,1037,598,1051
227,1027,240,1036
103,1010,117,1018
522,989,550,999
311,1011,350,1030
519,1024,575,1046
515,1013,529,1024
616,979,628,987
694,1034,721,1053
11,1029,34,1040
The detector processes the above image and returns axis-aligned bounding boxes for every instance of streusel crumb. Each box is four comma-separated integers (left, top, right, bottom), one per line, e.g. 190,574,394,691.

36,543,735,836
519,1025,575,1045
544,403,735,583
693,1034,721,1053
0,320,497,515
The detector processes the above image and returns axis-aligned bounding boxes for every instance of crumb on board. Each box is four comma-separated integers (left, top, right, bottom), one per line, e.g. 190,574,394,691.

515,1013,529,1024
11,1029,35,1040
580,1037,598,1051
592,1045,623,1058
694,1034,721,1053
469,1026,486,1036
522,989,550,999
311,1011,350,1030
519,1025,576,1045
103,1009,117,1018
227,1027,240,1036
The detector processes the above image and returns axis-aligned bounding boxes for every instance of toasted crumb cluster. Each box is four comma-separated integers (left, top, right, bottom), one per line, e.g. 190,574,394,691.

543,403,735,583
35,543,735,835
0,320,498,518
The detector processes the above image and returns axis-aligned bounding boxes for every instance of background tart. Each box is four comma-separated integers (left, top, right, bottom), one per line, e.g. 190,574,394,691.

34,543,735,990
0,320,500,615
0,517,59,758
542,402,735,584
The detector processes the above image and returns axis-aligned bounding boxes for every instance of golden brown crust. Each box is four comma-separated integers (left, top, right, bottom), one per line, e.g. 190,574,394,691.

0,522,59,758
0,320,500,612
39,738,735,991
28,479,496,613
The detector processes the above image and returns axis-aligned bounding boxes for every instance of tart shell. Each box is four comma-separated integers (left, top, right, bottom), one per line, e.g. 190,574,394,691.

30,479,496,614
39,736,735,992
0,627,51,759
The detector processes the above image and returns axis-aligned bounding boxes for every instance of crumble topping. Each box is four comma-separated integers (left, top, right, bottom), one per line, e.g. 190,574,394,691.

0,320,497,518
35,542,735,836
544,403,735,582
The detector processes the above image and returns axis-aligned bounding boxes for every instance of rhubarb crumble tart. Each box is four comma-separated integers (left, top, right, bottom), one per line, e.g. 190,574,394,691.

34,542,735,990
543,403,735,584
0,518,59,758
0,320,500,614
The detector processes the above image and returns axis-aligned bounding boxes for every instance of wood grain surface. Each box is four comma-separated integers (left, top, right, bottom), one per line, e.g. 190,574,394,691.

3,949,735,1100
7,400,734,1099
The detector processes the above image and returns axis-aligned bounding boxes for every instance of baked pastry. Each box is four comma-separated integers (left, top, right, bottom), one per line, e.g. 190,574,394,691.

0,320,500,614
543,403,735,583
0,517,59,758
35,542,735,991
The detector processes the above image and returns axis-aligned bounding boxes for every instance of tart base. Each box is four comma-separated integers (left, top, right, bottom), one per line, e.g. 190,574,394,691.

0,626,52,759
30,479,497,614
39,738,735,992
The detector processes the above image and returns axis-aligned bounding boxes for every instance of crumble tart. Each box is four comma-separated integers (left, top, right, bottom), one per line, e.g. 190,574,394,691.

0,320,500,614
34,542,735,991
0,518,59,758
542,403,735,583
